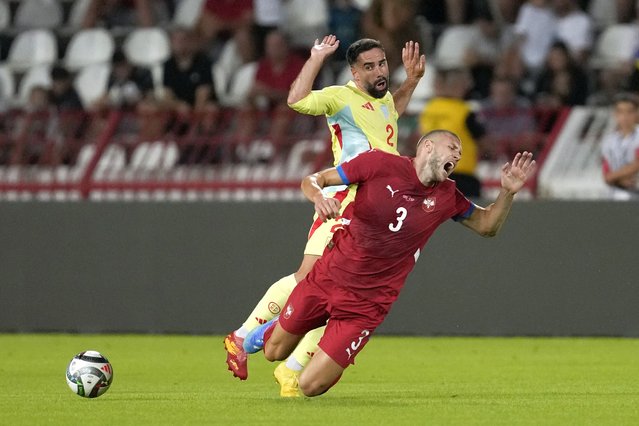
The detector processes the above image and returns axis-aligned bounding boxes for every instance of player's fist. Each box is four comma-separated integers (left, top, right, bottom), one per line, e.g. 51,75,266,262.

313,194,341,222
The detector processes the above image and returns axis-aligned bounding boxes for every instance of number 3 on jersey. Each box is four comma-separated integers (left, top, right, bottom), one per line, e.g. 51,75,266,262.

386,124,395,147
389,207,407,232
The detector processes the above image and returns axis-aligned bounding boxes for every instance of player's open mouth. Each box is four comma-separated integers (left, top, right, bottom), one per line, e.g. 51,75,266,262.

375,78,387,90
444,162,454,174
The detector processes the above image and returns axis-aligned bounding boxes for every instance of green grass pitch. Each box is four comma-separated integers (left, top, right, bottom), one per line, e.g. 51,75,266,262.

0,334,637,425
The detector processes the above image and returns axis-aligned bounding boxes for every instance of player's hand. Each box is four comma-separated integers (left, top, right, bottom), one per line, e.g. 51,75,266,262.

311,35,340,61
313,193,341,222
500,152,536,194
402,41,426,81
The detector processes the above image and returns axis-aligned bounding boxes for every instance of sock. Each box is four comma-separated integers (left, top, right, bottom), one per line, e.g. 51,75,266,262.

241,274,298,331
285,355,304,372
288,325,325,369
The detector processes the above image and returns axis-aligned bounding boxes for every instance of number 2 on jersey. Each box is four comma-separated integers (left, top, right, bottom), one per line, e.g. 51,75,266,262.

386,124,395,147
388,207,407,232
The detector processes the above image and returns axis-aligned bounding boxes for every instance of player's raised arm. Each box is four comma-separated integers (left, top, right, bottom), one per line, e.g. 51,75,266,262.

301,168,344,222
461,152,536,237
287,35,340,106
392,41,426,116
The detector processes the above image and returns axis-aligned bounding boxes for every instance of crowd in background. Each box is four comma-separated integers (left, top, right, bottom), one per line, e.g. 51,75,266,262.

1,0,639,177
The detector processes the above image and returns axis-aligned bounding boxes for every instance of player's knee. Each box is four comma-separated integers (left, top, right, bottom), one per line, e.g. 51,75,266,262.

298,377,325,397
298,375,334,397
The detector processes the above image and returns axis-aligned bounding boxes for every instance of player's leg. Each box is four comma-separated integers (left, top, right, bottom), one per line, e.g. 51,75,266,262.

223,254,319,380
297,348,345,397
297,317,375,397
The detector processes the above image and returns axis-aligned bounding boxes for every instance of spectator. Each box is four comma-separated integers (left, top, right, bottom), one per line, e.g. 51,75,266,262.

49,66,86,145
49,66,83,112
197,0,253,60
534,41,589,108
463,12,513,99
91,50,155,112
553,0,594,65
361,0,425,74
253,0,283,57
81,0,170,29
601,93,639,199
235,30,306,157
478,76,538,159
159,27,218,134
328,0,363,71
502,0,556,87
12,85,59,165
418,69,484,196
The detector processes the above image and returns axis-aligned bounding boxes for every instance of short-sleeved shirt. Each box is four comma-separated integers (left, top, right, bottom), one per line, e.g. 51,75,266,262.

601,126,639,175
255,54,305,94
290,81,400,166
162,54,214,106
312,149,474,313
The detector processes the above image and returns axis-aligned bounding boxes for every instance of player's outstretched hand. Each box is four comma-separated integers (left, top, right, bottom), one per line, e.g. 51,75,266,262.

311,35,340,61
313,194,341,223
501,151,536,195
402,41,426,81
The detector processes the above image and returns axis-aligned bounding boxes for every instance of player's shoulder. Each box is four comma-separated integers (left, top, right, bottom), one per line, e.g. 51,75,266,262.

354,149,410,168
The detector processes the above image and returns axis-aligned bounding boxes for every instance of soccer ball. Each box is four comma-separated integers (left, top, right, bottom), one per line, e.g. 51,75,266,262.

65,350,113,398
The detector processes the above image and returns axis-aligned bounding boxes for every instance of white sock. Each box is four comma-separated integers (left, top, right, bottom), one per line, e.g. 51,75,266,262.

235,326,250,339
285,355,304,372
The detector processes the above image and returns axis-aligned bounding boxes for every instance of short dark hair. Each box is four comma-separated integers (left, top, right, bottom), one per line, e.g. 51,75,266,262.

613,92,639,108
346,38,384,66
417,129,461,148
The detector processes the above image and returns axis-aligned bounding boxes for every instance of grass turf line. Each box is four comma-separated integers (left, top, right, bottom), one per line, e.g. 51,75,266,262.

0,334,637,425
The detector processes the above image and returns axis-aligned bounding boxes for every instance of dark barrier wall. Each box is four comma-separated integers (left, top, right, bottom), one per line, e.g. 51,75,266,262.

0,201,637,336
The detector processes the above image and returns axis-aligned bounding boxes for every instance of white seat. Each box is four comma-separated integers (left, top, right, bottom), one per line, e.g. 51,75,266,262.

281,0,328,47
17,65,52,105
64,28,115,71
7,29,58,72
173,0,205,28
14,0,63,29
215,61,257,107
590,24,639,69
67,0,92,29
0,65,15,106
434,25,478,69
122,28,170,68
0,0,10,31
74,63,111,108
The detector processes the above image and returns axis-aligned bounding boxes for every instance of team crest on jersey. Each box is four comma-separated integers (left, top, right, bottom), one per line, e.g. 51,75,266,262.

422,197,436,212
361,101,374,111
283,304,294,319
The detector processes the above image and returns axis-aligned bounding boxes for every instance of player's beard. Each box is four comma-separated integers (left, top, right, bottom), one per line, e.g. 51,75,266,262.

365,77,389,99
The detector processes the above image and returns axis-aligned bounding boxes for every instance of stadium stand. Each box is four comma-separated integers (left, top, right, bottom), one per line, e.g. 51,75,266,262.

0,0,634,201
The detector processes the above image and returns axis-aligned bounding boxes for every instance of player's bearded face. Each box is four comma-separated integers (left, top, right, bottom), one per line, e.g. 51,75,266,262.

364,77,389,99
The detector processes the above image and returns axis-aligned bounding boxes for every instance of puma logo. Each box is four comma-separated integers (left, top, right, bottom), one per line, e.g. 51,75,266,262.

386,185,399,197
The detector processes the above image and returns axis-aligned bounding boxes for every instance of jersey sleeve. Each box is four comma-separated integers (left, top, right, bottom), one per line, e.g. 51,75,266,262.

289,86,341,116
451,187,475,222
336,150,385,185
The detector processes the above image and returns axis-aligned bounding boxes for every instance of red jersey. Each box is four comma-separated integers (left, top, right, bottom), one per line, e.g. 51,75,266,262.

314,149,474,312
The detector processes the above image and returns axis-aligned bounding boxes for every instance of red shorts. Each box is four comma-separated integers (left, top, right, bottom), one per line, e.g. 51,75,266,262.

278,268,387,368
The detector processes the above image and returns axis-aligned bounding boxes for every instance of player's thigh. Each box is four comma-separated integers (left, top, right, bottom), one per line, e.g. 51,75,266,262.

298,348,344,396
278,280,329,337
317,317,376,368
294,254,320,282
264,322,303,361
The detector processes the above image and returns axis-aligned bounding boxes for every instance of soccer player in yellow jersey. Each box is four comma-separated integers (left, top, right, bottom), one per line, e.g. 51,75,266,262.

224,34,425,395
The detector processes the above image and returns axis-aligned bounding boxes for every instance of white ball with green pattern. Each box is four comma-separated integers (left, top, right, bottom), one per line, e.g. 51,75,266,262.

65,350,113,398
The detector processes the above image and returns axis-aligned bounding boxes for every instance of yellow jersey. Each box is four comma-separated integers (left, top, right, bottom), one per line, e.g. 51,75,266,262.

290,81,400,165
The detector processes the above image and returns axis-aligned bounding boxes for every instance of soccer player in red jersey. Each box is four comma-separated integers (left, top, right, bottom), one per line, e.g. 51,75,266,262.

243,129,536,396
